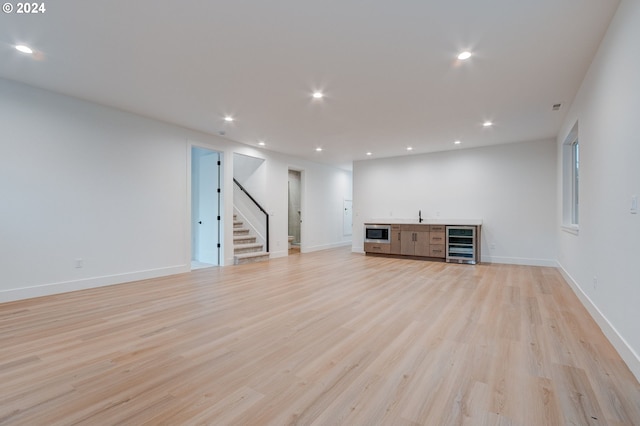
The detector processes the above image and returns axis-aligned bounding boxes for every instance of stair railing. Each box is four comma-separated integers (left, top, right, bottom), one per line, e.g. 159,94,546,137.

233,178,269,252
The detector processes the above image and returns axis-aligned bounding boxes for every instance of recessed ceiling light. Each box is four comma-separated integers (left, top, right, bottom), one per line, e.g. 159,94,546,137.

457,51,472,60
483,121,493,127
312,91,324,99
366,152,372,156
15,45,33,54
454,140,462,145
258,141,265,146
315,147,322,152
224,116,234,122
406,146,413,151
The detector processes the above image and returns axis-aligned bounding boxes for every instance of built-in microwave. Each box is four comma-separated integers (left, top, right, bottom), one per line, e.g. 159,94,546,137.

364,224,391,244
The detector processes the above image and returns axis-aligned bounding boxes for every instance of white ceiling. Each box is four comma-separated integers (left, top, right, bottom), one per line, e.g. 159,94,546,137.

0,0,620,170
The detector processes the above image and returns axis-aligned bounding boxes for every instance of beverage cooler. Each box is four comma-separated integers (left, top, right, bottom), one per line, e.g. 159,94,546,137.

446,226,478,264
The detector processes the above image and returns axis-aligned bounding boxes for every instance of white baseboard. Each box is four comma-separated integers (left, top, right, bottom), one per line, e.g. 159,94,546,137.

269,249,288,259
0,265,189,303
302,240,352,253
558,263,640,383
350,250,556,267
226,242,351,263
481,255,557,267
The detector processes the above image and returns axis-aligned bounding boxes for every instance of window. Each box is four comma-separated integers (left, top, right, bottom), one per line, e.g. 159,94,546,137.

571,139,579,224
562,122,579,233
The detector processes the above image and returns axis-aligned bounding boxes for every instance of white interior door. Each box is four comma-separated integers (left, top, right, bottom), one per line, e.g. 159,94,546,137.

192,148,220,265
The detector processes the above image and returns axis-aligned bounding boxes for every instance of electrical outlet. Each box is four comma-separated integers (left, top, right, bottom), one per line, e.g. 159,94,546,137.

631,195,638,214
490,243,496,250
75,258,83,268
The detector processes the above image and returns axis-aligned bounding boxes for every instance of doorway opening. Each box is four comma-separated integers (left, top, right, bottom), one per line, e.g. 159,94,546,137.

191,147,221,269
288,169,302,255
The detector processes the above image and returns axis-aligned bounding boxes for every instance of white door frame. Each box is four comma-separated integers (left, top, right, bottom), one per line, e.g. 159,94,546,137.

188,143,223,267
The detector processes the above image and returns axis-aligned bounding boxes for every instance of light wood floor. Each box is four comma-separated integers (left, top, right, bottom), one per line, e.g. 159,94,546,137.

1,247,639,425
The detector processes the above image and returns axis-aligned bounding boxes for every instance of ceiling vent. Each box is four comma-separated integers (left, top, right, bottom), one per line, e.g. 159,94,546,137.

552,103,562,111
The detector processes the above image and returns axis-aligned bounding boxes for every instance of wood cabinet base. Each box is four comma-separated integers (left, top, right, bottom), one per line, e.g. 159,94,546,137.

364,223,480,264
365,252,447,262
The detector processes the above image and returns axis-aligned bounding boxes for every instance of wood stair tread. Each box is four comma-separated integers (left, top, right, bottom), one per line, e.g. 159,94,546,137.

234,242,262,249
234,251,270,265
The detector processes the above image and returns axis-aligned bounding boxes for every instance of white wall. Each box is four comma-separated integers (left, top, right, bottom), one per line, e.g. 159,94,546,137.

0,79,189,300
556,0,640,380
0,78,352,301
353,139,557,266
301,163,353,252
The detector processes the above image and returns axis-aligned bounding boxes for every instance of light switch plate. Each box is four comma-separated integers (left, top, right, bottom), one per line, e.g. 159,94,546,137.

632,195,638,214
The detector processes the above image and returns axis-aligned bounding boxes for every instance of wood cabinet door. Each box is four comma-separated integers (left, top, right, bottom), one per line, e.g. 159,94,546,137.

414,231,431,256
390,227,402,254
400,230,415,255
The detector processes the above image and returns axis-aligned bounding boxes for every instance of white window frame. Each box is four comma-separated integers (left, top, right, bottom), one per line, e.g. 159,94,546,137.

562,122,579,234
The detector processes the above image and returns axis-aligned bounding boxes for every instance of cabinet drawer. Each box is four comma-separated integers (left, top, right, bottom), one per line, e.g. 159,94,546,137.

429,245,446,258
364,242,391,254
430,225,445,232
429,232,445,244
401,224,430,232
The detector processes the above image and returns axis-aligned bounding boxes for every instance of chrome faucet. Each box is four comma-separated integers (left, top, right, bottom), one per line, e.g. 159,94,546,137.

419,210,423,223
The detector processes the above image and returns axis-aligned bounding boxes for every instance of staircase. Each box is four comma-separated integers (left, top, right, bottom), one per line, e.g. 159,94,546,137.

233,215,269,265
